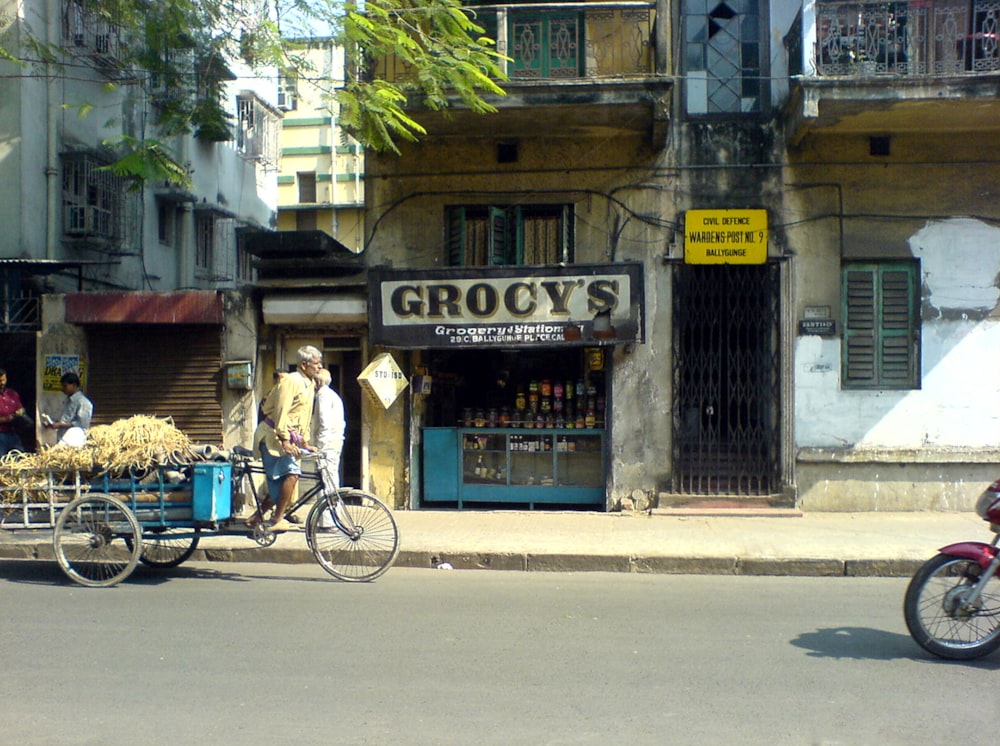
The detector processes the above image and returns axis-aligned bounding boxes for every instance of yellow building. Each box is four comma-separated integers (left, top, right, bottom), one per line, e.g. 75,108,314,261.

276,38,364,252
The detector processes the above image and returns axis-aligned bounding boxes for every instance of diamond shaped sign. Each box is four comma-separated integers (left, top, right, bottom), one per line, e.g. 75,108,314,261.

357,352,409,409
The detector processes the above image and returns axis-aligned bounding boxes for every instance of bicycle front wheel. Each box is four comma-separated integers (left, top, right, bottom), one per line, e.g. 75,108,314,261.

305,490,399,582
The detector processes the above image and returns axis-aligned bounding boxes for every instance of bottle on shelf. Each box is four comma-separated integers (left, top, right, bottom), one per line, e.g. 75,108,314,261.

474,454,484,477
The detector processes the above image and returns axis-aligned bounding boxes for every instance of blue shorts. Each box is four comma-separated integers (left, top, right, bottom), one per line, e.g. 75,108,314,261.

259,444,302,500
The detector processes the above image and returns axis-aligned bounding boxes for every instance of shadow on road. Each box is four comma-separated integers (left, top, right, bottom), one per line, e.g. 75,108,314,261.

791,626,1000,669
0,558,338,587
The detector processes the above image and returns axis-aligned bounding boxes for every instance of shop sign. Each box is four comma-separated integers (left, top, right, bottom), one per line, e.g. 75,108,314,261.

684,209,768,264
370,263,644,349
357,352,409,409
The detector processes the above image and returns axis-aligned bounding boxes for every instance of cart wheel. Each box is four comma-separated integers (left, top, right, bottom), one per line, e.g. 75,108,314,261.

305,490,399,582
53,494,142,587
126,528,201,568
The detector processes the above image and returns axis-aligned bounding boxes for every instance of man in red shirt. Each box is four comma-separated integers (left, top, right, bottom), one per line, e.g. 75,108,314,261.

0,368,26,457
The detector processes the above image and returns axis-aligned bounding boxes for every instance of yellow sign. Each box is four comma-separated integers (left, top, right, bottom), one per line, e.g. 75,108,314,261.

685,209,768,264
357,353,409,410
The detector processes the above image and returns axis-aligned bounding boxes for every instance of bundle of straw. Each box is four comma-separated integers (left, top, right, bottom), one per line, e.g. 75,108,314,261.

0,415,200,503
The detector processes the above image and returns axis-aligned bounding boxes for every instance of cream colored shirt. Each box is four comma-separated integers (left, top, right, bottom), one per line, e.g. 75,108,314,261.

255,370,316,456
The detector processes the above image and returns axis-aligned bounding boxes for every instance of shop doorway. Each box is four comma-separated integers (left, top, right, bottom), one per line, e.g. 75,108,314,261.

321,337,363,490
671,263,781,496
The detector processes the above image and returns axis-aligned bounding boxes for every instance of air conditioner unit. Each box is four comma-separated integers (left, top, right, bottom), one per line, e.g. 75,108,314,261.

277,91,296,111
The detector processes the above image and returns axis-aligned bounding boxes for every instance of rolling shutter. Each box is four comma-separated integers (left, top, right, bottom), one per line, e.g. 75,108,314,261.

85,325,224,444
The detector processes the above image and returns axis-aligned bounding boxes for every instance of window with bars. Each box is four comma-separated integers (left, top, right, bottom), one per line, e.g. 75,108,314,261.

62,153,124,239
236,93,280,167
196,214,214,271
841,261,920,389
235,228,255,283
682,0,763,114
446,205,573,267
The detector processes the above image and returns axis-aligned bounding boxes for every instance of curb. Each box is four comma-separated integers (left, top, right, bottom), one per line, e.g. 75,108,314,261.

0,542,927,577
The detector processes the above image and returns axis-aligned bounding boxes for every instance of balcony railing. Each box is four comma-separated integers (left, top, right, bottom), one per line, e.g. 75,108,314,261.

814,0,1000,76
376,2,656,84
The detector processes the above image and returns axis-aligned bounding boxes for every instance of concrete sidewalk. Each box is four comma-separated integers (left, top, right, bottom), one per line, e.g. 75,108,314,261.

0,508,990,577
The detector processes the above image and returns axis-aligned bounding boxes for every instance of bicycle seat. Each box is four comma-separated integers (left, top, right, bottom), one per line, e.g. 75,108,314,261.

232,445,254,458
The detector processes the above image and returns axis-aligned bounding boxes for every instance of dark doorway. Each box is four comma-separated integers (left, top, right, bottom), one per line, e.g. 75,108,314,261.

671,263,781,496
322,337,363,490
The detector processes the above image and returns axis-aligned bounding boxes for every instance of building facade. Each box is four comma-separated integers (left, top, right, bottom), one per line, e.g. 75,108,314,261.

359,0,1000,511
0,0,279,448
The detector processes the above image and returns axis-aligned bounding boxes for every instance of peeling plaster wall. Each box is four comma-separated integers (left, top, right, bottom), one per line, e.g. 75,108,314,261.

795,217,1000,510
796,218,1000,450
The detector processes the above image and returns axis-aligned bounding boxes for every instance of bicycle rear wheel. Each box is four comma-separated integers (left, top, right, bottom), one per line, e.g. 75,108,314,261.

305,490,399,582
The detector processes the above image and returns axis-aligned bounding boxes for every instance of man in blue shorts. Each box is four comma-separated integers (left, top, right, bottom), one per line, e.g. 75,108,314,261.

248,345,323,531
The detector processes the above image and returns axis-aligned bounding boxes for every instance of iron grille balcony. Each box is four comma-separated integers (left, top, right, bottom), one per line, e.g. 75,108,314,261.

376,1,657,83
815,0,1000,76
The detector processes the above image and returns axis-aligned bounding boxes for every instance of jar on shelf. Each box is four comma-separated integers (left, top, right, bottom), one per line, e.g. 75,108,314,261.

575,413,585,429
474,409,486,428
553,380,563,400
515,388,526,411
487,408,498,427
499,407,510,427
576,379,585,398
585,409,596,428
462,408,473,427
540,397,552,413
540,379,552,397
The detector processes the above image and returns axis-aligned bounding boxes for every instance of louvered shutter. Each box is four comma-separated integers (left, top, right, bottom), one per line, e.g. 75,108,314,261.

842,262,919,389
488,207,509,266
446,207,465,266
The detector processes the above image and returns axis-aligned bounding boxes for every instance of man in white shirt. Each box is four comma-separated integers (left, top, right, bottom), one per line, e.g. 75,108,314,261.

312,367,346,492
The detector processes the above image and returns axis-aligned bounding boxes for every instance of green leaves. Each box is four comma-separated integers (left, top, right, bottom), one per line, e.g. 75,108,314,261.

96,136,193,192
294,0,508,152
1,0,507,170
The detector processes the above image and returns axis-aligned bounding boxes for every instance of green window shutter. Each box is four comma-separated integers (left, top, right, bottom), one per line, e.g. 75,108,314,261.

446,207,466,266
512,206,525,265
488,206,509,266
879,269,916,384
842,262,919,389
844,268,876,385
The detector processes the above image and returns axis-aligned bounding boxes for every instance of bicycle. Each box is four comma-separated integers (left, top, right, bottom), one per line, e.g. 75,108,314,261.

230,445,400,582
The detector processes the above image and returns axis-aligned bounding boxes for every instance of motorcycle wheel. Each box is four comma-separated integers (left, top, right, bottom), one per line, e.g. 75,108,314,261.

904,553,1000,660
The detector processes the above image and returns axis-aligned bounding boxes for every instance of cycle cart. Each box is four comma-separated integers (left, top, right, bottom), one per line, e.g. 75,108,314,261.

0,448,399,587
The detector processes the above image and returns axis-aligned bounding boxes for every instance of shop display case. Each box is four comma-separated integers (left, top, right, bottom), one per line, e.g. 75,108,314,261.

422,428,605,509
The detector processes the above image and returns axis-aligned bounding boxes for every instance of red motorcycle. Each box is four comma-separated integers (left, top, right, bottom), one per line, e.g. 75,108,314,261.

905,478,1000,659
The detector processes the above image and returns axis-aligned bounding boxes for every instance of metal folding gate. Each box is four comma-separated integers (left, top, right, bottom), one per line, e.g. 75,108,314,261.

671,263,781,496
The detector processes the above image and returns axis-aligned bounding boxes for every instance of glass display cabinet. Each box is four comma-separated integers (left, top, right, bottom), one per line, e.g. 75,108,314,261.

422,428,606,509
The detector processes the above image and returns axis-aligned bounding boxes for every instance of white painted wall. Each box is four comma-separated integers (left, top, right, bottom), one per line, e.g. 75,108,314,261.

796,218,1000,449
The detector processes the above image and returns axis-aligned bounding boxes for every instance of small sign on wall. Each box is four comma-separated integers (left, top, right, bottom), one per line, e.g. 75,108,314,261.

358,352,409,409
685,209,768,264
799,305,836,336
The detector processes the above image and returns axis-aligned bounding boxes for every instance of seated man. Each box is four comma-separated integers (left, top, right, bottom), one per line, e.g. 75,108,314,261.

248,345,323,531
